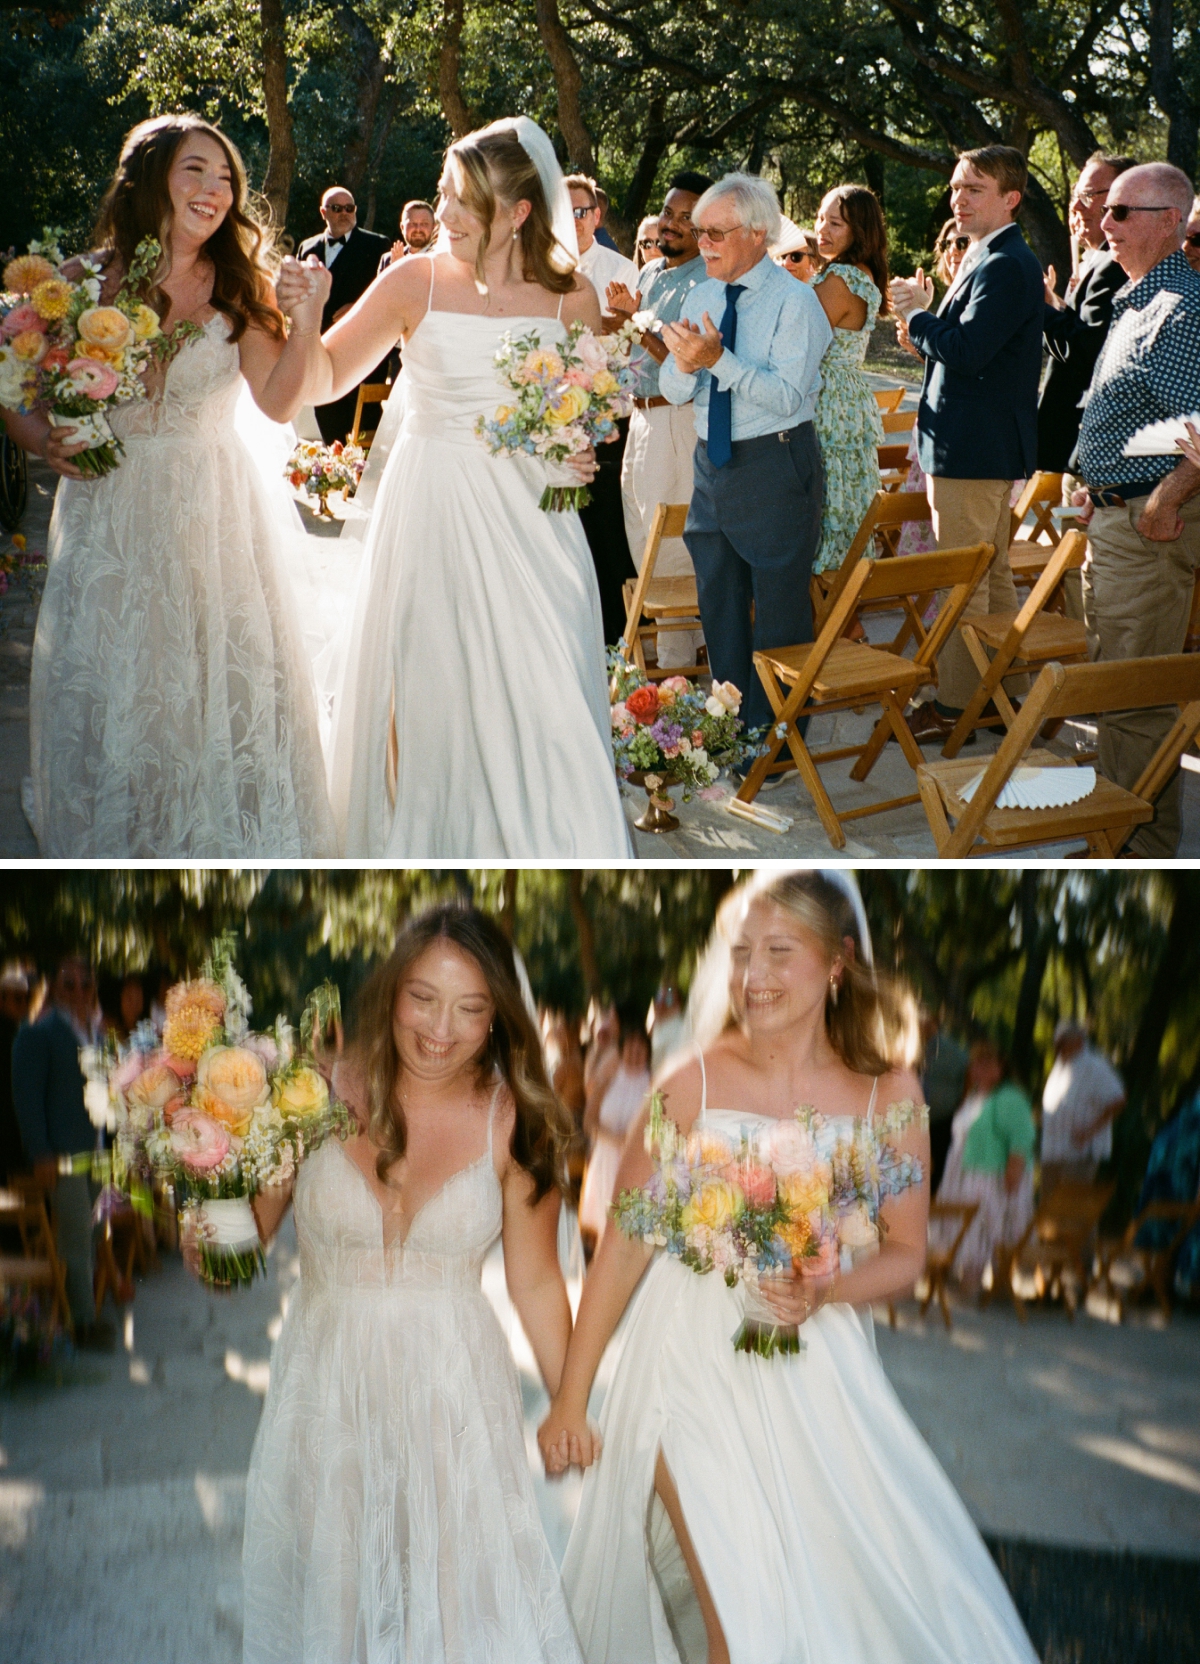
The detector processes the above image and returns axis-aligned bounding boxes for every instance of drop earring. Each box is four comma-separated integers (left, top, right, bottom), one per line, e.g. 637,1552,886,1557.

829,975,839,1007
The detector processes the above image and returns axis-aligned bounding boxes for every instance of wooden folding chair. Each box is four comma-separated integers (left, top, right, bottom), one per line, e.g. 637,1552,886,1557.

1009,471,1068,595
0,1186,73,1337
1187,568,1200,653
877,442,911,491
811,490,933,644
942,530,1089,756
1093,1197,1200,1321
616,502,700,681
873,386,907,413
737,542,995,849
881,408,917,437
918,655,1200,857
921,1200,979,1329
349,380,391,446
1006,1181,1115,1320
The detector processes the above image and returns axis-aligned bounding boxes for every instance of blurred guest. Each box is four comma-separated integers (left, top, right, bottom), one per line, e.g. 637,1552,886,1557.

1040,1018,1125,1193
297,186,390,442
648,981,687,1073
582,1000,619,1098
1039,152,1136,474
1186,196,1200,273
810,186,888,575
935,1038,1036,1291
920,1010,970,1194
12,954,103,1336
634,215,661,269
104,971,146,1045
891,146,1043,743
578,1005,651,1254
567,173,641,643
1128,1075,1200,1302
1070,162,1200,856
607,171,712,667
543,1009,587,1203
773,221,824,283
379,199,437,272
592,184,619,252
0,965,31,1182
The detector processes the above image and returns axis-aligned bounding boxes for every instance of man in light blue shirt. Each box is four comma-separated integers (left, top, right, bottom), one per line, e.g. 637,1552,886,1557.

661,173,832,734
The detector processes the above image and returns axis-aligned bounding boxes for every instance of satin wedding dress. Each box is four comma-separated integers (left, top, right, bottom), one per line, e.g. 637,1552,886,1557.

329,258,632,857
561,1060,1038,1664
242,1094,583,1664
29,315,336,856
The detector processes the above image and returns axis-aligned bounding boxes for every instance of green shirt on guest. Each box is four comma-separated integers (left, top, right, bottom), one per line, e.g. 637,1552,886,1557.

962,1082,1036,1176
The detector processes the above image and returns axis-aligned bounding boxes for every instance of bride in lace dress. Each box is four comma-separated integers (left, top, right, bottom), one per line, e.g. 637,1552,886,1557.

277,118,631,857
243,903,583,1664
540,871,1038,1664
7,114,334,856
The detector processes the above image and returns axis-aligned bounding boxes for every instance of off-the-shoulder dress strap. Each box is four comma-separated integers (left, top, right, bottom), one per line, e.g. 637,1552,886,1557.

693,1041,708,1118
867,1074,879,1125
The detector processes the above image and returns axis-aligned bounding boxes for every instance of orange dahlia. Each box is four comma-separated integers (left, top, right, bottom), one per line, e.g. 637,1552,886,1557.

162,1002,223,1063
3,254,56,295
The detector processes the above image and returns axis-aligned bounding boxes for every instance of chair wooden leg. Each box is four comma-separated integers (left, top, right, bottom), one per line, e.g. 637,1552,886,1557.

937,1273,953,1330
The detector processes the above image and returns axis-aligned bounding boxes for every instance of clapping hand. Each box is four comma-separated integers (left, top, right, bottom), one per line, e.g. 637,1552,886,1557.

662,313,724,374
1044,264,1065,311
888,269,935,320
1176,419,1200,470
605,280,639,317
277,255,330,334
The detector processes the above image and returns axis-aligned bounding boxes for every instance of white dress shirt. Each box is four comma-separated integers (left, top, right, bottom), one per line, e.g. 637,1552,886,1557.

577,240,639,304
324,235,346,269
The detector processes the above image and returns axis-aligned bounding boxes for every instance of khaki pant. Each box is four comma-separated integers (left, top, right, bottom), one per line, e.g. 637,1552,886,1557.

1041,1159,1098,1196
1083,493,1200,857
1059,473,1086,622
621,402,702,668
929,476,1025,711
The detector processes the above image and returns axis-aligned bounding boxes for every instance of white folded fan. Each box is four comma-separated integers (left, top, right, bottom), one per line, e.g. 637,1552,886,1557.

1122,412,1200,456
958,765,1096,811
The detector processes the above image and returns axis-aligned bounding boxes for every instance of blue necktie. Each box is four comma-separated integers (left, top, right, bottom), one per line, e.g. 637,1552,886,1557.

706,282,745,469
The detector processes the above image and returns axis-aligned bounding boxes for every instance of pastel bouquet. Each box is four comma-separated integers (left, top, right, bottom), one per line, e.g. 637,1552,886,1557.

608,655,763,800
110,935,352,1289
476,317,640,512
613,1092,924,1357
0,231,186,478
286,438,366,516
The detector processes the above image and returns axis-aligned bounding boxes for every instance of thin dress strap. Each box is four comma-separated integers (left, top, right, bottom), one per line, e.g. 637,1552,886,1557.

486,1079,503,1157
694,1042,708,1119
867,1075,879,1125
557,286,566,322
425,253,437,312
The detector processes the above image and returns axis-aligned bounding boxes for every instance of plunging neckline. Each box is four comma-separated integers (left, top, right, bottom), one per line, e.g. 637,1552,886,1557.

333,1134,496,1250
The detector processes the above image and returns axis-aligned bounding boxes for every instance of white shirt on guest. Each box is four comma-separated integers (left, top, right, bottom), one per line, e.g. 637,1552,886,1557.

323,236,346,269
577,240,639,304
1041,1045,1124,1163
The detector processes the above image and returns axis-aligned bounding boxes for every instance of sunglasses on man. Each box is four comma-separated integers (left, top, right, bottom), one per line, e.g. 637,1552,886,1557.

1187,232,1200,249
1105,203,1175,221
572,204,597,220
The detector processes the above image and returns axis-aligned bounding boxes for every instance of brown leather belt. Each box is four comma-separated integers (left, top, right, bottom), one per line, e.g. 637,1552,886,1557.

633,395,673,410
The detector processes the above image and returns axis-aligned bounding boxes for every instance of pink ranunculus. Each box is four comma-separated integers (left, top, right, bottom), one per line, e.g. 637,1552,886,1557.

800,1235,839,1277
112,1050,158,1095
575,332,608,373
168,1109,231,1172
163,1052,197,1081
65,357,120,399
0,305,44,341
764,1118,815,1176
723,1160,776,1210
563,368,591,387
661,676,692,694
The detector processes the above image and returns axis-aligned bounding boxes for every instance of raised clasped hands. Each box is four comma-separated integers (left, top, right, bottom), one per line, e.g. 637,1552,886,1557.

755,1266,836,1326
888,268,935,321
277,254,331,334
661,313,724,375
537,1395,603,1476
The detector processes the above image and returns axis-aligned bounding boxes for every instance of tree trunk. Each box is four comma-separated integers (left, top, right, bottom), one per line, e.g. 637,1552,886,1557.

620,93,670,233
363,84,401,230
337,4,388,199
438,0,474,139
534,0,596,175
1123,873,1200,1120
1010,872,1050,1088
1018,172,1070,278
567,873,601,1000
499,871,518,941
259,0,295,231
1149,0,1200,177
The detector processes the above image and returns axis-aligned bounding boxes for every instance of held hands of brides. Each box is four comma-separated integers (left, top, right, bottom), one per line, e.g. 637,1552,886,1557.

756,1267,837,1326
277,255,331,334
537,1397,603,1474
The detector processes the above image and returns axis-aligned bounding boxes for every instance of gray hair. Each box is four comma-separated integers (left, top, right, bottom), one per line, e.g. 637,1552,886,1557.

1114,162,1195,222
694,173,781,245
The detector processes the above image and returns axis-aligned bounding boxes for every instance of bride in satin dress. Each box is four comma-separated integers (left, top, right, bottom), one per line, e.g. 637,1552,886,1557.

243,903,584,1664
539,870,1039,1664
278,118,631,857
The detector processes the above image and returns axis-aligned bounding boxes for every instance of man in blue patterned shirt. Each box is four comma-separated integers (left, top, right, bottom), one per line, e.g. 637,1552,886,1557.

1071,162,1200,856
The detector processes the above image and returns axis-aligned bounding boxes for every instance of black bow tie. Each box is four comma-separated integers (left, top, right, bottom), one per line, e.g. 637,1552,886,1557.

327,234,346,247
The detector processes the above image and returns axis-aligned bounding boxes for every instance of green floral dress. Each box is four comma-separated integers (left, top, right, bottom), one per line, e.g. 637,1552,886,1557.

813,262,884,574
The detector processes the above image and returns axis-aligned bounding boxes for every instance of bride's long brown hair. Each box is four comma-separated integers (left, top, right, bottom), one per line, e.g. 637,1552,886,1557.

350,903,572,1200
91,112,285,343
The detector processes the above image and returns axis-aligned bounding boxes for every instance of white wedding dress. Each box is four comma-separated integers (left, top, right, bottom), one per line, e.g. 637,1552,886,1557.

329,259,632,857
561,1063,1039,1664
242,1095,583,1664
29,315,336,857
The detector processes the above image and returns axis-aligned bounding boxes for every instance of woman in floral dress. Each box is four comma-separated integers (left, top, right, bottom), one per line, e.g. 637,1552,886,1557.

810,187,890,575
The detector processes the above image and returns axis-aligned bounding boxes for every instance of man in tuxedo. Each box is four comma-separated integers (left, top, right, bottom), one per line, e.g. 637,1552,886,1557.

891,145,1045,741
1039,152,1136,473
297,186,391,443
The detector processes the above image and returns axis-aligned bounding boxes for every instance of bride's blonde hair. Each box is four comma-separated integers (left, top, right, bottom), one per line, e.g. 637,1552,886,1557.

446,126,577,295
690,871,918,1076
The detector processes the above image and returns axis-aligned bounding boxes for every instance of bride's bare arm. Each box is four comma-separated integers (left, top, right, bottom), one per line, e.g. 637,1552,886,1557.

559,274,604,334
239,279,331,423
501,1156,572,1395
277,255,425,407
252,1181,296,1245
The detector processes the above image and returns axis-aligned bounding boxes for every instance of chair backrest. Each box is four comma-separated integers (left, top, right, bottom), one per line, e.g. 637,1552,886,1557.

1036,1181,1115,1238
618,501,691,661
1010,471,1064,543
881,409,917,435
873,386,907,412
816,491,933,625
993,530,1088,659
1040,654,1200,722
877,442,911,473
860,543,996,667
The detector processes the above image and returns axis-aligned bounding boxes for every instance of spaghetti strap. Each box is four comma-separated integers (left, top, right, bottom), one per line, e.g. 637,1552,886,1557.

486,1079,503,1157
694,1042,708,1119
867,1075,879,1125
556,287,566,322
426,254,437,312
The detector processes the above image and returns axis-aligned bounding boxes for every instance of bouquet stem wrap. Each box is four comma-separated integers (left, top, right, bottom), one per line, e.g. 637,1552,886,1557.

734,1268,803,1359
48,409,123,479
190,1196,264,1291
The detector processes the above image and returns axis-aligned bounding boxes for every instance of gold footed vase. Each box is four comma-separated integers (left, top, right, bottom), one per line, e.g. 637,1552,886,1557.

628,771,680,834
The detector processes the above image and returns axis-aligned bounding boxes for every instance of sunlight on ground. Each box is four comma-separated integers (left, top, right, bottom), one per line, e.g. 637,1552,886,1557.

1074,1434,1200,1497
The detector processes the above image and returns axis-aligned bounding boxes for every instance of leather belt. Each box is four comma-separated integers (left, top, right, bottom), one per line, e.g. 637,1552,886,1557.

1087,480,1162,508
633,395,674,409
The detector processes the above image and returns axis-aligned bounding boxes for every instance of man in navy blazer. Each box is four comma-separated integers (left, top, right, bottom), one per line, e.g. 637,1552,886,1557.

891,146,1045,738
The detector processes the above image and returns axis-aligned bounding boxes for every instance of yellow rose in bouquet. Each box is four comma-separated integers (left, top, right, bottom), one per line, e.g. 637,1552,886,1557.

272,1064,330,1121
545,383,590,427
131,304,161,340
77,305,134,353
681,1178,744,1234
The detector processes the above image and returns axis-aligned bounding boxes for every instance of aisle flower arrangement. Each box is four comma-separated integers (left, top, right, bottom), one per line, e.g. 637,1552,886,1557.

286,438,366,515
476,316,642,511
110,935,352,1289
608,654,762,800
0,231,190,478
613,1091,924,1357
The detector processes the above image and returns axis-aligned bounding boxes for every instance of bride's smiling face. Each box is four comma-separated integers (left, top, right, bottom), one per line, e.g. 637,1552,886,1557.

437,163,530,265
728,899,842,1036
167,132,234,252
393,939,495,1081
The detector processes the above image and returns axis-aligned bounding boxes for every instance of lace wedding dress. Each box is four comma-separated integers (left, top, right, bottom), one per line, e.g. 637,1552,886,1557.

329,259,632,857
561,1062,1039,1664
29,315,336,856
242,1096,583,1664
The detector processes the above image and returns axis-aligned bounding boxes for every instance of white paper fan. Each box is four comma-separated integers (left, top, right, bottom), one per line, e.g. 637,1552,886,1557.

959,765,1096,811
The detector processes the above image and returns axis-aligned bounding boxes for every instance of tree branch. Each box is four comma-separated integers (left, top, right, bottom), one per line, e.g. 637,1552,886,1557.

535,0,596,174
